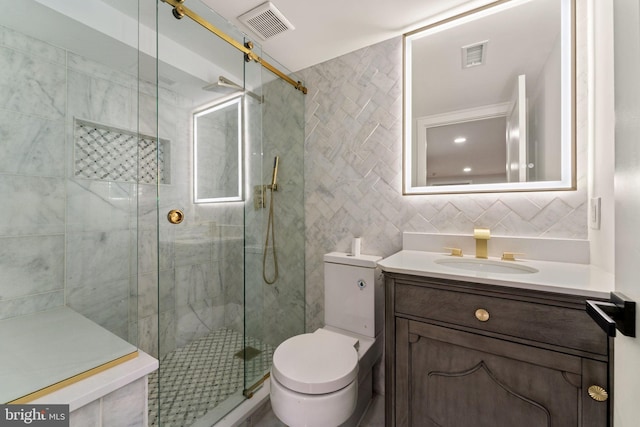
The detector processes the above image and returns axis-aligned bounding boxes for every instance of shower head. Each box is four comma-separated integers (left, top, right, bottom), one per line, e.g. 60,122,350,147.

202,76,243,93
202,76,264,103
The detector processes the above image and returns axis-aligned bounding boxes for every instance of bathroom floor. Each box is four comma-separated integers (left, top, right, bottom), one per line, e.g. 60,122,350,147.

148,328,274,426
248,392,385,427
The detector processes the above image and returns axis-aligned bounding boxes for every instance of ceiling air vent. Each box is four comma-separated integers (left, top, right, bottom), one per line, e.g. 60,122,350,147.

462,40,488,68
238,2,294,41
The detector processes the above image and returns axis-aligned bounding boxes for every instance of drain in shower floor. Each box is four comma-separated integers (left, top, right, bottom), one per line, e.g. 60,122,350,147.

234,346,263,361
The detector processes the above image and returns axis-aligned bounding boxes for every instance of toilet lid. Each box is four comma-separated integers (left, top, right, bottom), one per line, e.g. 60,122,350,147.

272,331,359,395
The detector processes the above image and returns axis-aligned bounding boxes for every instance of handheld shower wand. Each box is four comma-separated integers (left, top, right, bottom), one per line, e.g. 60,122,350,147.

263,156,280,284
270,156,279,190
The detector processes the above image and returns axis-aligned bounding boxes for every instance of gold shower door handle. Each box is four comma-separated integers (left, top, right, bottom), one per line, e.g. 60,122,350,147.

167,209,184,224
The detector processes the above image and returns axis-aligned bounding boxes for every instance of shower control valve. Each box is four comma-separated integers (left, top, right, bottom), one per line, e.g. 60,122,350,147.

357,279,367,290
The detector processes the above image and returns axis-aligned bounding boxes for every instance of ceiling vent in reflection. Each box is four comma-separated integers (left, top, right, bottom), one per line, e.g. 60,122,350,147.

238,2,294,41
462,40,488,68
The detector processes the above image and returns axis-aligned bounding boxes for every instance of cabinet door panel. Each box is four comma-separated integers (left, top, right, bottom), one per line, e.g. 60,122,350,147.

408,321,580,427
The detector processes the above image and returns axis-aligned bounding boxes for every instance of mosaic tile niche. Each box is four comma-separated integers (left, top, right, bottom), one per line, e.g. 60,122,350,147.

74,119,170,184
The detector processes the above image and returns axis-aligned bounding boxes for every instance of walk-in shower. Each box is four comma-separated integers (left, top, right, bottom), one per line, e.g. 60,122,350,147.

0,0,305,425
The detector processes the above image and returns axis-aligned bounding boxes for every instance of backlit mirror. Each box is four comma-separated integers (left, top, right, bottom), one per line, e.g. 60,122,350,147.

194,95,243,203
403,0,575,195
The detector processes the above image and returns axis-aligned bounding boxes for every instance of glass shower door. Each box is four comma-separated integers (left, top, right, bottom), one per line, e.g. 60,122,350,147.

149,0,306,424
148,1,253,424
242,47,306,396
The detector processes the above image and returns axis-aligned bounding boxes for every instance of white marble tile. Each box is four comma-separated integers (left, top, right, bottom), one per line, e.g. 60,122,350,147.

66,179,134,232
0,290,63,321
494,211,542,236
224,302,243,334
474,200,512,228
529,198,575,232
0,175,65,236
174,238,212,267
499,196,544,221
66,278,130,340
67,52,137,89
158,310,176,357
298,32,588,340
0,25,66,65
0,235,64,300
102,378,146,427
137,90,158,141
542,202,589,238
175,306,214,348
138,314,159,358
66,230,132,287
0,110,65,177
0,46,65,120
137,272,159,319
69,400,101,427
175,263,219,309
67,69,133,131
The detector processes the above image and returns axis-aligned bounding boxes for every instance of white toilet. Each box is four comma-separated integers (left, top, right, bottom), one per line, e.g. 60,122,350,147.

270,252,383,427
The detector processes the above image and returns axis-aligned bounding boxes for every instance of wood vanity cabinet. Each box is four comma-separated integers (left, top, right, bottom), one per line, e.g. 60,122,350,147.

384,272,612,427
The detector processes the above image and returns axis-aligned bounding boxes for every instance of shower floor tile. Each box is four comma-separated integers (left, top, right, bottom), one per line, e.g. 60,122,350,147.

148,328,274,427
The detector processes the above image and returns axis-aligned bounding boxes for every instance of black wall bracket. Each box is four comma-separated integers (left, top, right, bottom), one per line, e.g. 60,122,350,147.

586,292,636,337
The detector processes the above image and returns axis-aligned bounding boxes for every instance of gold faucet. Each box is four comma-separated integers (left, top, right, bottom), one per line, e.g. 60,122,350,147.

474,228,490,259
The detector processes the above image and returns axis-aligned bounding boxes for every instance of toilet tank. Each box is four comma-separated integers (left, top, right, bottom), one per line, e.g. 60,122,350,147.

323,252,383,338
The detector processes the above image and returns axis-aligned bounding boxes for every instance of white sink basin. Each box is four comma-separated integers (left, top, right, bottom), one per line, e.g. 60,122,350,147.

434,258,539,275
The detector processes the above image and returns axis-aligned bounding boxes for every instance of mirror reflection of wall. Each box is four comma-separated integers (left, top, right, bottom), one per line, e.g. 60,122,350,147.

425,116,507,186
194,96,243,203
404,0,574,194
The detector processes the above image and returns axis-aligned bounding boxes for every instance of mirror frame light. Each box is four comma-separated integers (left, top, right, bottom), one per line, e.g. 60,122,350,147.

193,95,244,203
402,0,576,195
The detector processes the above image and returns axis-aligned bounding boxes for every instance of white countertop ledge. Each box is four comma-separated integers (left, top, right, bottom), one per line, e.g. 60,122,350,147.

377,250,614,299
31,350,158,412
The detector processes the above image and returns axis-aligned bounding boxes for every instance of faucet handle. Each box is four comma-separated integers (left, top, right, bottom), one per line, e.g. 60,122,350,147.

473,228,491,240
444,247,463,257
501,252,525,261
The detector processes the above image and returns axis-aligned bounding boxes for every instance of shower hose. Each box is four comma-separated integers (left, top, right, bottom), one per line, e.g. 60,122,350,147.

262,184,279,284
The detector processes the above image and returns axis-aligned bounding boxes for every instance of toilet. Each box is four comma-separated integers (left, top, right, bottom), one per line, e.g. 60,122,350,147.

270,252,383,427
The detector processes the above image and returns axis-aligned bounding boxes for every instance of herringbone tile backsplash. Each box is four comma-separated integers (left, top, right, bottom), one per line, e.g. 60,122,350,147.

298,36,588,333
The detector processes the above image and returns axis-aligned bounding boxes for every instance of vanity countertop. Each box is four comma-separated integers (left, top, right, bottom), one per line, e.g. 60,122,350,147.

378,250,614,299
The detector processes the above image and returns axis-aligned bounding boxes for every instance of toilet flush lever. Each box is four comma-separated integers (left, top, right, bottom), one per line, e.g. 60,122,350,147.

357,279,366,290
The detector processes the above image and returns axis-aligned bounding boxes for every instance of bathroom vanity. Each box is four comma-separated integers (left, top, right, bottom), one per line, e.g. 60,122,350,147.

379,249,614,427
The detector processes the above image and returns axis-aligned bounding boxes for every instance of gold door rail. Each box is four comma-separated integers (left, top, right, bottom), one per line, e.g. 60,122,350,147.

162,0,308,94
243,372,270,398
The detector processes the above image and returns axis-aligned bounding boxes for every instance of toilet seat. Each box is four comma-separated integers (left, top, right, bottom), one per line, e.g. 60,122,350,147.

271,329,359,394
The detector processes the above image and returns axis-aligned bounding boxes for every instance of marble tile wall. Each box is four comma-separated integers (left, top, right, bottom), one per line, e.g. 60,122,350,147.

244,77,306,348
0,22,250,357
64,46,139,341
297,3,589,334
135,75,246,358
69,377,148,427
3,19,305,386
0,25,67,320
0,21,143,337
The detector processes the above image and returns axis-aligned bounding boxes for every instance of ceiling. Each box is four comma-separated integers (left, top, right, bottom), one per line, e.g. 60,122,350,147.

410,0,559,117
195,0,492,72
8,0,541,94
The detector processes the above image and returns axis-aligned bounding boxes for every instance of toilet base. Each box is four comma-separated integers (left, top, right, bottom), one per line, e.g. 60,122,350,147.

341,369,373,427
270,372,357,427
